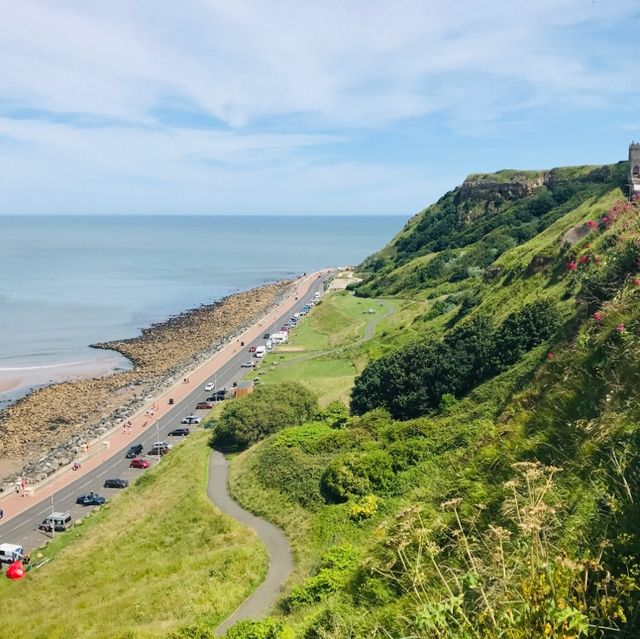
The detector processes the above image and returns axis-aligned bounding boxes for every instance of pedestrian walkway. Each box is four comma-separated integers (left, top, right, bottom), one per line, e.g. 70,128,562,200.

0,272,325,524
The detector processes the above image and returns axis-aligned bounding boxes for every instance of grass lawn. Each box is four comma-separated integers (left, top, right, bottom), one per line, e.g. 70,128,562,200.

0,431,267,639
259,358,355,405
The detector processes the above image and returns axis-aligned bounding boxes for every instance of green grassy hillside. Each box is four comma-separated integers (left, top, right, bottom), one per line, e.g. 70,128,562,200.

221,162,640,638
0,432,268,639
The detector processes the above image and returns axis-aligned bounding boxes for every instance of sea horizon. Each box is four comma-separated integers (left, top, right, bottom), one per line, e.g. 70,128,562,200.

0,214,404,404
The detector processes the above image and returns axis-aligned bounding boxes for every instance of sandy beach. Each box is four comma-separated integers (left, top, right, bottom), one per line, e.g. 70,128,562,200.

0,279,294,477
0,355,130,398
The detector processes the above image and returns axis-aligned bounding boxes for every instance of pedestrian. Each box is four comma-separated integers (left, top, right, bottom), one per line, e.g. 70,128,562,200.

0,508,4,520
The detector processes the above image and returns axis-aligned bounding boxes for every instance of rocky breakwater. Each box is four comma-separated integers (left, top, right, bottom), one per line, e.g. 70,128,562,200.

0,280,293,487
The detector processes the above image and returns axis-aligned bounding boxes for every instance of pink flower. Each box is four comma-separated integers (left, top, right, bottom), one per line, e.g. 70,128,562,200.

578,255,589,264
567,261,577,271
546,351,555,361
593,311,604,321
587,220,598,229
632,278,640,286
616,323,625,333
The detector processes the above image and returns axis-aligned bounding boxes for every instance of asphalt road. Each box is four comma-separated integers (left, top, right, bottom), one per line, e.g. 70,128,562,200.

0,274,329,551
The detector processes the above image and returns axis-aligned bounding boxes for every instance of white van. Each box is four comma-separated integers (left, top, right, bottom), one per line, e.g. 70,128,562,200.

255,345,266,358
39,511,72,532
0,543,24,564
265,339,273,350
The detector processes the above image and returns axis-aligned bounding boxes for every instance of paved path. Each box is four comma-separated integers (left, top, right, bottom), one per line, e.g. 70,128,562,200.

208,451,293,636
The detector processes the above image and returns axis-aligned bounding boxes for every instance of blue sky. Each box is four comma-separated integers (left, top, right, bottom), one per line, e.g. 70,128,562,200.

0,0,639,215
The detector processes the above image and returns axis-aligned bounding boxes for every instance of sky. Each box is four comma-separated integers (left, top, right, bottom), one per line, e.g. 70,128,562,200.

0,0,639,216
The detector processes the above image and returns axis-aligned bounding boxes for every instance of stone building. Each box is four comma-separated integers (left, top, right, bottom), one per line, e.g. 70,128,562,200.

630,142,640,195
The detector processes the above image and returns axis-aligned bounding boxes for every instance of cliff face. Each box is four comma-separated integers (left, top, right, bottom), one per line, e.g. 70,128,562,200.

355,162,627,297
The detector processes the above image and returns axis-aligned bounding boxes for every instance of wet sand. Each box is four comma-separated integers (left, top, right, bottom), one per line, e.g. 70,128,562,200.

0,355,131,402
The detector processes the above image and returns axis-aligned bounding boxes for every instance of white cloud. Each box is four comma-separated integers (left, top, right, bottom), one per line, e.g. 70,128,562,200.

0,0,638,213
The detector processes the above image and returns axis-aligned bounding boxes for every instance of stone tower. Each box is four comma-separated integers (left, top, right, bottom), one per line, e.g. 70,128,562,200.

630,142,640,195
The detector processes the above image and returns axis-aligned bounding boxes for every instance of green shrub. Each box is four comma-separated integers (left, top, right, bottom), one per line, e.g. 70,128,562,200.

284,547,358,610
321,450,394,502
225,618,293,639
349,495,380,521
212,382,318,450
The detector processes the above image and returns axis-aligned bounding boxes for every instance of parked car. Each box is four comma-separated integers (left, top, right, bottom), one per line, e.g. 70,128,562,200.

196,401,214,410
130,458,151,469
204,382,215,392
181,415,201,424
125,444,144,458
263,333,270,339
207,389,227,401
76,491,106,506
151,441,172,450
248,346,257,353
39,512,72,533
168,427,190,437
104,478,129,489
147,447,169,456
0,544,24,564
241,361,255,368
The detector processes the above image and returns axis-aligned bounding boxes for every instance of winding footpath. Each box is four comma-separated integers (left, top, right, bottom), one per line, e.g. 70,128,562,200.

207,296,397,635
208,451,293,635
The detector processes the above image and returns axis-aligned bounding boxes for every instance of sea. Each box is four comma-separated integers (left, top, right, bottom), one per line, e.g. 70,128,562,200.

0,215,405,404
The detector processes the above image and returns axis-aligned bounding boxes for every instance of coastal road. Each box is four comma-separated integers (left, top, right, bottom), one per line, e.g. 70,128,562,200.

0,273,330,551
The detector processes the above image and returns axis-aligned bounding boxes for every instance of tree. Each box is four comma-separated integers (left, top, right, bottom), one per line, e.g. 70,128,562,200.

211,382,317,450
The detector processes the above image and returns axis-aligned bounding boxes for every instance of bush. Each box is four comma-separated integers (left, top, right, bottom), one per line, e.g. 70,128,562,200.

284,547,358,610
211,382,318,450
351,302,560,419
321,450,394,502
349,495,380,521
225,618,293,639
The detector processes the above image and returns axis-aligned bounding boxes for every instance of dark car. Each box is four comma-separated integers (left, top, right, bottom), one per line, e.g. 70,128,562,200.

125,444,144,459
206,389,227,401
147,447,169,456
76,491,106,506
168,427,190,437
263,333,270,339
130,458,151,468
104,478,129,489
196,401,214,410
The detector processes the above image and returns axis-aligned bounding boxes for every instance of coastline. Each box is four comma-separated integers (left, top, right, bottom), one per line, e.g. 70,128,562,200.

0,278,296,483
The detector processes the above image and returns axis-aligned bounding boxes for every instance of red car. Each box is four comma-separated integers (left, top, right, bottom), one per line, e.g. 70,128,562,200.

196,401,214,410
130,458,150,469
248,346,257,353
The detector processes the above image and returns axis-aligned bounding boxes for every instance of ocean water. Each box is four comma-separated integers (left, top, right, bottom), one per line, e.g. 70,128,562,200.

0,215,404,400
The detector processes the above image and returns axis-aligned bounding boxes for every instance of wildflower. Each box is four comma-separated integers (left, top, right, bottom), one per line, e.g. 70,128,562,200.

441,497,463,511
632,278,640,286
578,255,589,264
594,255,602,263
567,261,577,271
587,220,598,229
546,351,555,361
616,323,625,333
593,311,604,321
